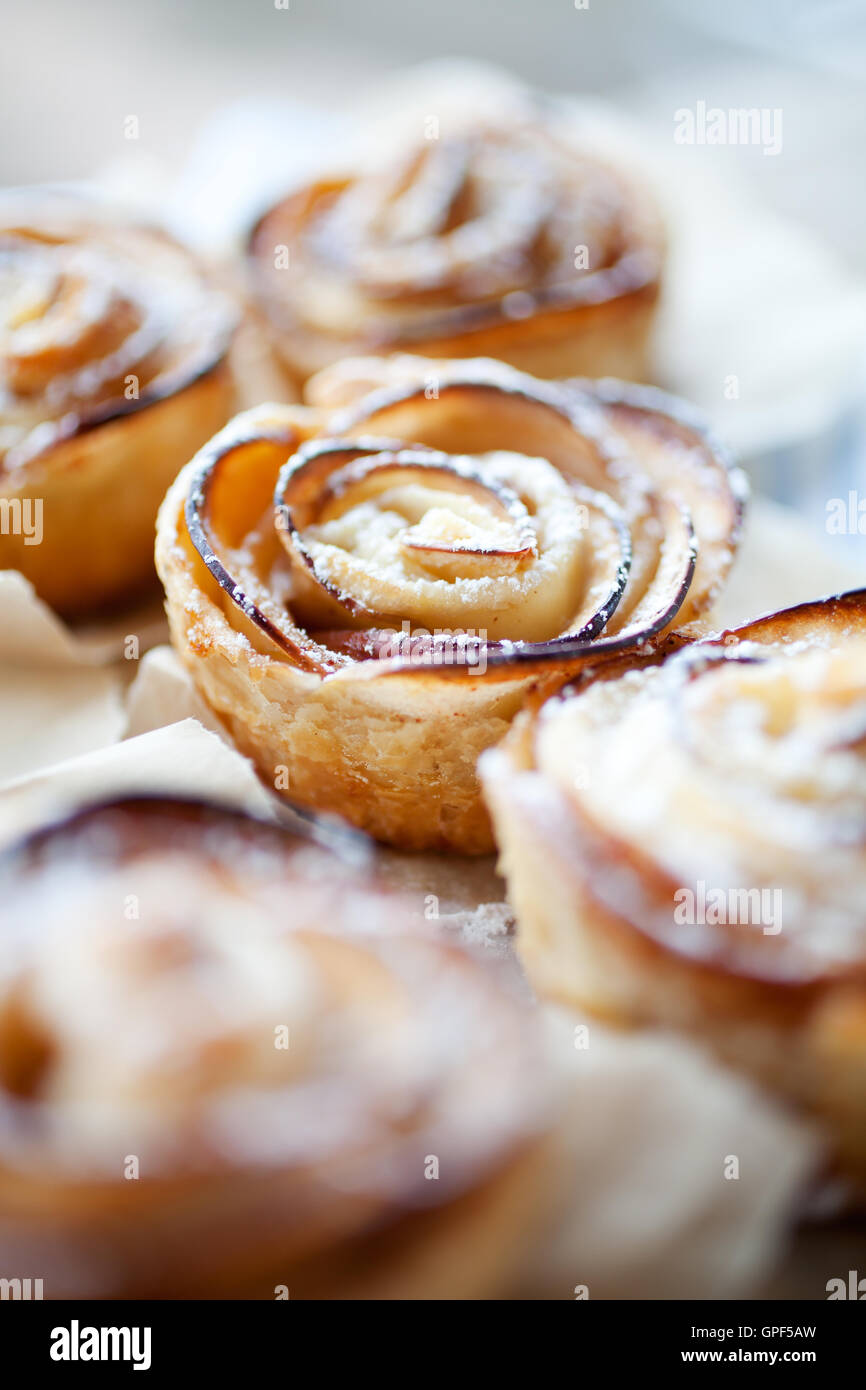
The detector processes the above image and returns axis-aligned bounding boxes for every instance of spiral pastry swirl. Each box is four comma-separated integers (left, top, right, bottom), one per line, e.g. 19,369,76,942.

248,117,663,385
0,797,547,1298
156,355,744,852
0,195,237,617
482,591,866,1185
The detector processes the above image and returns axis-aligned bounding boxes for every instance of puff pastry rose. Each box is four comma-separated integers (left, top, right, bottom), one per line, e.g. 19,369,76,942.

247,113,664,387
156,355,744,852
0,195,237,617
0,796,549,1299
482,591,866,1184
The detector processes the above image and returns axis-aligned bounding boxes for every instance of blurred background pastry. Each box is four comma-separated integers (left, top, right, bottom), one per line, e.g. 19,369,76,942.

0,796,550,1298
247,109,663,387
482,590,866,1187
0,194,237,618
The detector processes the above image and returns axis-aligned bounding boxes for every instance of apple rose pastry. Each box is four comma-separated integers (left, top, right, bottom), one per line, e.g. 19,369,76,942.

247,115,664,387
156,356,744,852
0,796,549,1299
0,195,237,617
482,590,866,1184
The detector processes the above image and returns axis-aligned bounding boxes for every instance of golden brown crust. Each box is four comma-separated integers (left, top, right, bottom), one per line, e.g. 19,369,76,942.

0,796,549,1298
0,195,238,617
247,117,664,387
481,590,866,1184
155,356,744,852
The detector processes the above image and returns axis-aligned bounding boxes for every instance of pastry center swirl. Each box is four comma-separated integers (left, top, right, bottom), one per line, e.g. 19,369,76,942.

275,439,590,641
